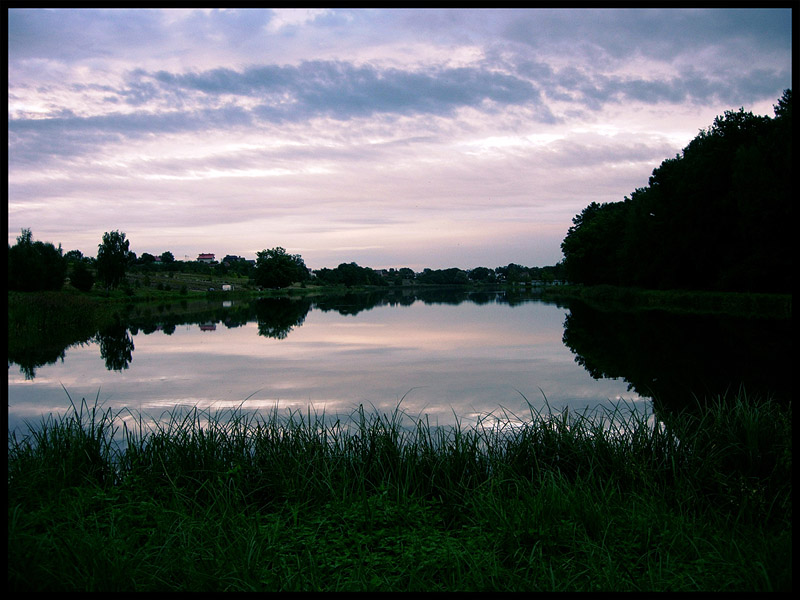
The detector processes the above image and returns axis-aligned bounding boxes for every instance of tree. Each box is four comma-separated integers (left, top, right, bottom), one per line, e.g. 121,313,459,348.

313,262,386,287
253,247,310,289
398,267,415,280
160,251,175,263
96,230,130,291
560,90,792,293
416,267,470,285
8,228,67,291
774,88,792,120
561,201,629,285
469,266,496,283
336,262,383,287
64,249,84,263
70,261,95,292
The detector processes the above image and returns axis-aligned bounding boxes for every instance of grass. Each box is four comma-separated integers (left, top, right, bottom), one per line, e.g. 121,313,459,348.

8,391,791,592
542,284,792,319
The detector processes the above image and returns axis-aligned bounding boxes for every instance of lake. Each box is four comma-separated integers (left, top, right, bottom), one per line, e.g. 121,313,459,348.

7,288,791,435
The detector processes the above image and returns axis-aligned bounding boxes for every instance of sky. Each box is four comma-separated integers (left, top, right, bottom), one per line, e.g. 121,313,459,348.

7,8,793,271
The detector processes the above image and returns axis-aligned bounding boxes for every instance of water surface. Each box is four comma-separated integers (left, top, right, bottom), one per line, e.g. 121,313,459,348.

8,289,790,434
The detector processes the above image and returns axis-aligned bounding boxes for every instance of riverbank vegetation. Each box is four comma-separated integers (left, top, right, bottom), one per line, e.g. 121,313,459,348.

8,392,791,592
542,284,791,320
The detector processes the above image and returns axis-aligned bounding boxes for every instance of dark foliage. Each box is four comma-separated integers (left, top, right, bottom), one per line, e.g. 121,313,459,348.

254,297,313,339
416,267,470,285
314,262,387,287
95,321,135,371
96,230,131,290
69,261,95,292
8,229,67,292
561,90,792,293
253,246,310,289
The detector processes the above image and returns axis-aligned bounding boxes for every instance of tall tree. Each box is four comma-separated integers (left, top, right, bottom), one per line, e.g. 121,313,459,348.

96,230,130,291
254,247,310,289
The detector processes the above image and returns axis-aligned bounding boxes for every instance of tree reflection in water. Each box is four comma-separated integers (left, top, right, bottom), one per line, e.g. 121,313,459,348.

95,321,135,372
254,297,312,340
8,289,791,422
561,301,791,415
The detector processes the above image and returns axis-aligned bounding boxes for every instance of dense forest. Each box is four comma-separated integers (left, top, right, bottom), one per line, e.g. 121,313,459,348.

561,90,791,294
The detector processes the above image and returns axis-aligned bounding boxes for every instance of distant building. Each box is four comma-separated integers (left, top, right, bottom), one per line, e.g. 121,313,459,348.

222,255,241,266
197,253,215,263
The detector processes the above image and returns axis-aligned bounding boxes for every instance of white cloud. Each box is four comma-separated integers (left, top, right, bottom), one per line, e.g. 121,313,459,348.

265,8,333,33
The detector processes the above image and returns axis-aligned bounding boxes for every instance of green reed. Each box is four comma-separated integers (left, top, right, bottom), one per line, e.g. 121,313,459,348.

8,391,791,592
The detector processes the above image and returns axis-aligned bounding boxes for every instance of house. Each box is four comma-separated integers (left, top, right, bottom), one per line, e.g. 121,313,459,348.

197,253,215,263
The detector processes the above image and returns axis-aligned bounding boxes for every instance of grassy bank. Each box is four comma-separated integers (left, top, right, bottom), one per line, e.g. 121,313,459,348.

542,284,792,319
8,393,791,592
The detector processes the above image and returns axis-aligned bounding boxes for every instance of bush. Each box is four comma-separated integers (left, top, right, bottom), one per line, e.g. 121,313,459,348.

8,229,67,292
70,262,95,292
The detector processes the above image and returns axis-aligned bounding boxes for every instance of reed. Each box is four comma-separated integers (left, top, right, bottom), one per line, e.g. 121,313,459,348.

8,391,791,591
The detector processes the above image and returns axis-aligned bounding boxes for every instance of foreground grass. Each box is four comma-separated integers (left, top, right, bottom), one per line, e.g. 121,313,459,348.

8,394,791,592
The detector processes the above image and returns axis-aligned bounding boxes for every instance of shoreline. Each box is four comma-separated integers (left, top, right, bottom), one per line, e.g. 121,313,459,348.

541,284,791,320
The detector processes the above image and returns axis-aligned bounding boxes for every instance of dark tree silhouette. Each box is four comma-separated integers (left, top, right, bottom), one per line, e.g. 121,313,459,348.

561,90,792,293
8,228,67,291
70,261,95,292
96,230,131,291
254,247,310,289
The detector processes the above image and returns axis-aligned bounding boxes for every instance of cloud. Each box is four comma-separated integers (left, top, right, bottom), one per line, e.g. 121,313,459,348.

265,8,333,33
8,58,552,169
7,8,793,269
12,49,784,171
130,61,545,120
502,8,792,63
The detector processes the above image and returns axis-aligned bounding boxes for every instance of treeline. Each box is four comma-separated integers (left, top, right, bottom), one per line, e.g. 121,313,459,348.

313,263,566,287
7,228,566,294
561,90,792,294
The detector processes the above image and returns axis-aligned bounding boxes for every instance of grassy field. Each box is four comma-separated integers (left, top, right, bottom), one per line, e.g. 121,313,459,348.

125,268,258,295
8,392,791,592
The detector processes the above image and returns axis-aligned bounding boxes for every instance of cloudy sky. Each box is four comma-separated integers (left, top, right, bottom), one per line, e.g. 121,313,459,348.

7,8,792,270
